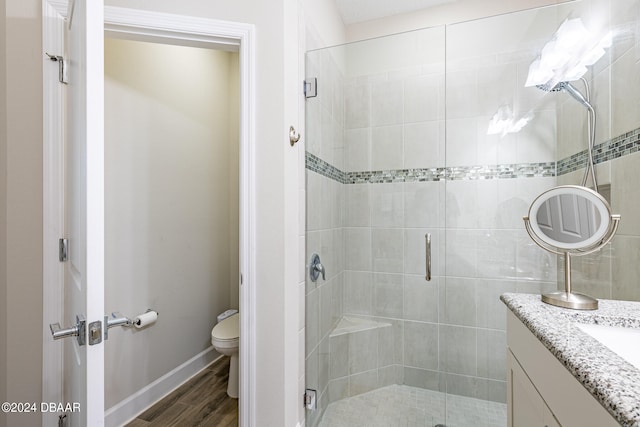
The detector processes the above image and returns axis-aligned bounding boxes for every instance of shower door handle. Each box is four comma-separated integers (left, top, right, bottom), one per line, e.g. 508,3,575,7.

425,233,431,282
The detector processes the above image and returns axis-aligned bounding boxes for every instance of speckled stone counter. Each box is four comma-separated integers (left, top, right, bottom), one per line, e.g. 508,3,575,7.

501,293,640,427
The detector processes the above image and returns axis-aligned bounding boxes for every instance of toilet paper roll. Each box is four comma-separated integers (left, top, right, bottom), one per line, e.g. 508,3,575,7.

134,311,158,328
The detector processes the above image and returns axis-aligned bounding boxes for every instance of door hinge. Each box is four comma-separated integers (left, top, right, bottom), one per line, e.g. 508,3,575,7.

304,389,317,410
58,413,68,427
45,53,68,84
59,238,68,262
304,78,317,98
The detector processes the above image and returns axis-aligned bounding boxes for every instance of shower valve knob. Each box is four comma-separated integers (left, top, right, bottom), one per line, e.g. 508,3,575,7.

314,262,325,280
309,253,325,282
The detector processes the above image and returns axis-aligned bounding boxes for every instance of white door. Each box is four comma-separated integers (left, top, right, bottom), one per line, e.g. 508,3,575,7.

536,194,598,244
59,0,105,424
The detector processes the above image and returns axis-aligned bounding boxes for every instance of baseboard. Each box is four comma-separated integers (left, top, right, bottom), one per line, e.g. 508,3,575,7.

105,347,220,427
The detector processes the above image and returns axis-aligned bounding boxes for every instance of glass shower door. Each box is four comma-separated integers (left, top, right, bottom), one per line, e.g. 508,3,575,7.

304,26,449,427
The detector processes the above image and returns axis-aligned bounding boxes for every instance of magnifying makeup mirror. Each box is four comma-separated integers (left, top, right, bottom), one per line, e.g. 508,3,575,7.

524,185,620,310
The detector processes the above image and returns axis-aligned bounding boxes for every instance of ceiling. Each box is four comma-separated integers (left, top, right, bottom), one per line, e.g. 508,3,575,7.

335,0,457,25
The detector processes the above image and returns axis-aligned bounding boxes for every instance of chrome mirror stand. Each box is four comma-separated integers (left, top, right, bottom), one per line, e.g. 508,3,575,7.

524,214,620,310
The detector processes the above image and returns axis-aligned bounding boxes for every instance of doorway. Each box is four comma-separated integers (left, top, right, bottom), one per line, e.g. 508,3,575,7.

42,4,256,426
103,36,240,422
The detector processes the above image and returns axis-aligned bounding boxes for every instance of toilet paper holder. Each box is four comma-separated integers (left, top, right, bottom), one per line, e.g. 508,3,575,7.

104,309,158,340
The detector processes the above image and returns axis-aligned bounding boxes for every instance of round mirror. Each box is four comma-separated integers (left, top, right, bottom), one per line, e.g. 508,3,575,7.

527,185,612,251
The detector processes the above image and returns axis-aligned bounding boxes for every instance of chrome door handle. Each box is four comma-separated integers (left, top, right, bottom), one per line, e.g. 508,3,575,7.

425,233,431,282
50,314,86,346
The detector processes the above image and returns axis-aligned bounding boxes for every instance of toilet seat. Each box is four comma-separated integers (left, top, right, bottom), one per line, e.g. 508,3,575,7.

211,313,239,344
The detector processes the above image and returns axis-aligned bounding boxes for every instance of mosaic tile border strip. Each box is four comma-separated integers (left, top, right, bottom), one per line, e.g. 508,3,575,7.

348,168,446,183
347,163,555,183
306,152,555,184
305,152,348,184
307,126,640,183
557,127,640,175
446,162,555,181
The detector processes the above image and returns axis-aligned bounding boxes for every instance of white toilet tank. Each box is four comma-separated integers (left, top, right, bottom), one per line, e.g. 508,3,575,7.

217,309,238,323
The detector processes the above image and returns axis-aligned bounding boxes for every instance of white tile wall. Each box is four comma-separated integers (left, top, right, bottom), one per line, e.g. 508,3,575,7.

442,277,477,327
403,74,442,123
403,121,442,169
370,183,403,227
516,109,556,163
446,118,478,167
344,83,370,130
371,80,404,126
344,128,370,172
345,184,370,227
404,321,439,370
372,273,403,318
403,182,441,228
477,63,517,117
439,325,477,376
371,228,404,273
371,126,403,171
404,275,439,323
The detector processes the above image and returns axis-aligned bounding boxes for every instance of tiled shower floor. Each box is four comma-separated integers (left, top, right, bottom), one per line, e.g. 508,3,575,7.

318,384,506,427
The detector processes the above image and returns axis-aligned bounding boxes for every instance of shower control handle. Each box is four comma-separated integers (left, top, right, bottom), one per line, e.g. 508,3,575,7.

309,253,325,282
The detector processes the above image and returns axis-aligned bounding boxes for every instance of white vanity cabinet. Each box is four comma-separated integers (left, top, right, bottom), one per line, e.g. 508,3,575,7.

508,350,560,427
506,311,618,427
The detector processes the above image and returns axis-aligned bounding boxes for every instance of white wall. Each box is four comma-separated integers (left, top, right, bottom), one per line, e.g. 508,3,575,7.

0,1,43,426
302,0,346,50
103,38,239,409
0,0,300,426
0,0,7,425
229,54,241,311
346,0,572,42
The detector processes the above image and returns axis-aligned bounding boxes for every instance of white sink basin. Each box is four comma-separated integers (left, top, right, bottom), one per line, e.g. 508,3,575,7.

577,323,640,370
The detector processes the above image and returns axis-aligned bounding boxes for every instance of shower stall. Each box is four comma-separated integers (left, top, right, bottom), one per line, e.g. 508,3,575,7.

304,0,637,425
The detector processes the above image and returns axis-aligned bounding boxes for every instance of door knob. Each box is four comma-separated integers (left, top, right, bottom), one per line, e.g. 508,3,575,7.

289,126,301,146
50,314,86,346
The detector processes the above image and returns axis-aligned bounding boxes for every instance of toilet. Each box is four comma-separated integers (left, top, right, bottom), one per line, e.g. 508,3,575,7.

211,312,239,398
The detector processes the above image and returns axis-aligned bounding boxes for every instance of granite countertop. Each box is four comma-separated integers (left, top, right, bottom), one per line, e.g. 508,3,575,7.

501,293,640,427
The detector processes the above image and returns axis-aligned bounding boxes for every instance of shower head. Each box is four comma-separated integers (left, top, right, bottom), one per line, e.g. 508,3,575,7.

535,82,567,92
536,81,593,111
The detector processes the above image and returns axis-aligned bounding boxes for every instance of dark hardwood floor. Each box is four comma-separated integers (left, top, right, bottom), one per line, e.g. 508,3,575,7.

126,357,238,427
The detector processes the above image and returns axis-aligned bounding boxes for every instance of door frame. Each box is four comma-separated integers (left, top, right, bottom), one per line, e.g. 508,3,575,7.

42,2,256,425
